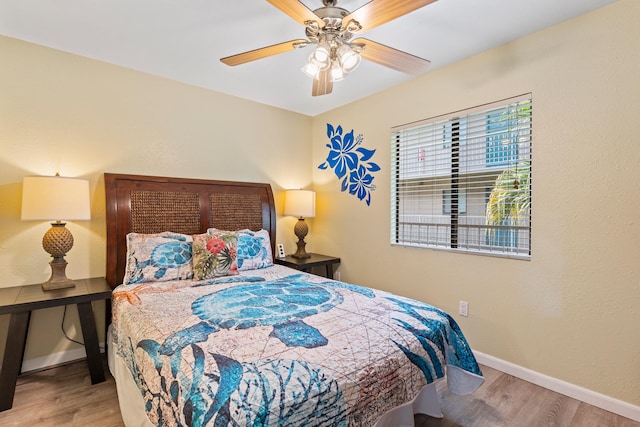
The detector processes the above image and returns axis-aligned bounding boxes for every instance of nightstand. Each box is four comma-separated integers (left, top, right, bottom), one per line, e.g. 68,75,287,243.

274,253,341,278
0,277,112,411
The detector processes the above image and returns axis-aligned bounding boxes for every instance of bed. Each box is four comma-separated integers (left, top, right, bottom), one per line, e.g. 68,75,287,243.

104,173,484,427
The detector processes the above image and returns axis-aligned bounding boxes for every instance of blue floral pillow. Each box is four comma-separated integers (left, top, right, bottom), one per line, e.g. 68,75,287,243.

123,232,194,285
208,228,273,271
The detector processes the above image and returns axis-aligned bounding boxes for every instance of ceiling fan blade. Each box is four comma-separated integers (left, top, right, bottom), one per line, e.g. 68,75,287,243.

343,0,438,32
312,68,333,96
221,39,309,66
267,0,321,25
354,38,430,75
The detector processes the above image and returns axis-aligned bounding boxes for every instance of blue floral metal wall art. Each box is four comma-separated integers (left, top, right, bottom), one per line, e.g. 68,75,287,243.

318,123,380,206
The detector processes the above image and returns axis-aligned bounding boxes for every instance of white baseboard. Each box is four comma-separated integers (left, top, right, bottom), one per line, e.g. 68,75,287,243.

474,351,640,422
21,343,105,374
19,346,640,422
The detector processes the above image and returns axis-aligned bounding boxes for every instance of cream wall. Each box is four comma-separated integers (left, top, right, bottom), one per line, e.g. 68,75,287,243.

0,36,312,364
1,0,638,414
312,0,639,407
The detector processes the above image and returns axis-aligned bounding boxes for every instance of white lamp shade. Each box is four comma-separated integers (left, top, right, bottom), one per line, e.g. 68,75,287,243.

284,190,316,218
337,44,361,73
21,175,91,221
310,44,331,68
330,61,345,82
301,61,321,79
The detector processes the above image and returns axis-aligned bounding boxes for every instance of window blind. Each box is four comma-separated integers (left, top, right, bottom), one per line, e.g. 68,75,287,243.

390,94,532,258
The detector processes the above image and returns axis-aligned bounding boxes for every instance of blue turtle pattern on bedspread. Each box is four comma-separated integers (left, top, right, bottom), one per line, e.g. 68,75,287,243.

112,268,483,426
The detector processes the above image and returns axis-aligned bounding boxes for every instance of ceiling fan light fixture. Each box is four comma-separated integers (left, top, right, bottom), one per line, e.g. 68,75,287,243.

222,0,436,96
337,44,360,73
311,44,331,67
330,60,345,82
301,61,321,79
302,43,333,79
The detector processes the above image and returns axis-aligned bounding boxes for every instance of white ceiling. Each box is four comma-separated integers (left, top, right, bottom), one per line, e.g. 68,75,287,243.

0,0,618,116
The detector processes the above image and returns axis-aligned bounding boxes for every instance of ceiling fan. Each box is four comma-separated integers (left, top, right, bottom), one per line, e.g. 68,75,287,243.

220,0,437,96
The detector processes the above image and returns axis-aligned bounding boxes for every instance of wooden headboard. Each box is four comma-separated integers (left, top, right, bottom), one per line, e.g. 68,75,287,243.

104,173,276,289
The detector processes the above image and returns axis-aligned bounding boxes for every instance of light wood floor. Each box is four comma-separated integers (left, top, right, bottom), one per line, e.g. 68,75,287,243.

0,358,637,426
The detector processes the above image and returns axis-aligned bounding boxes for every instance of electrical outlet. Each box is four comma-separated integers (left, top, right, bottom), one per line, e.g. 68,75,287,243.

276,243,286,258
334,271,341,281
458,300,469,317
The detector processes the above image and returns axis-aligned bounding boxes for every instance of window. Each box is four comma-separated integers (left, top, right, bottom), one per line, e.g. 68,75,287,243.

390,94,532,258
443,189,466,214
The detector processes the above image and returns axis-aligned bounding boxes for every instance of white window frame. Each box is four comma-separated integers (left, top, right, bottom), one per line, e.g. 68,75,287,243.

390,94,532,259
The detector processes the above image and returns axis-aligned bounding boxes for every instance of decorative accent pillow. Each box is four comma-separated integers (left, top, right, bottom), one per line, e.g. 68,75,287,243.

192,231,239,279
123,232,194,285
237,229,274,270
208,228,273,271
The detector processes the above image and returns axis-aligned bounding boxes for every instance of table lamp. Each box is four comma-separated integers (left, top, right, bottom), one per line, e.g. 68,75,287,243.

284,189,316,259
21,174,91,290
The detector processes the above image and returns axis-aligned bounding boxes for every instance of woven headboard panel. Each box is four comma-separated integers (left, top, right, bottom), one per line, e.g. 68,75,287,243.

105,173,276,289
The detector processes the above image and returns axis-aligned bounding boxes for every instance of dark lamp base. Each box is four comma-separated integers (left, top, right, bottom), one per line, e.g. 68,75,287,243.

42,256,76,291
42,279,76,291
292,217,311,259
291,238,310,259
291,252,311,259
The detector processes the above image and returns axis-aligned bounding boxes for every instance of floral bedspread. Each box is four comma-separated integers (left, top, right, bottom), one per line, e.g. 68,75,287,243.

112,265,483,426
